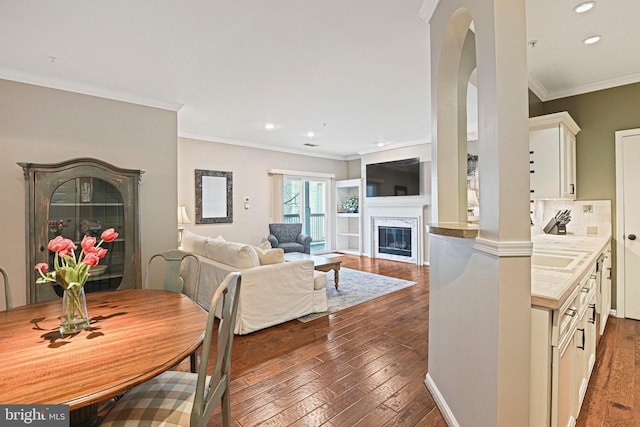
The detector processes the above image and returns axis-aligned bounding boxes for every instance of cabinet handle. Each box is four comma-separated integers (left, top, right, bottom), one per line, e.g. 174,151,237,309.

581,287,589,293
530,160,534,164
589,304,596,324
530,151,534,155
607,267,612,280
577,328,585,350
566,308,577,317
40,245,45,252
629,234,637,241
569,184,575,195
530,170,535,174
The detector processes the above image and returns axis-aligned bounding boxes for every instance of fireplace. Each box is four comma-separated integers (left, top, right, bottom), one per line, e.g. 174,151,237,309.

372,216,419,264
378,226,412,257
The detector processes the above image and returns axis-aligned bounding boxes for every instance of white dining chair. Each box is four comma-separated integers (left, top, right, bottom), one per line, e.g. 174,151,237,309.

1,267,11,310
101,272,241,427
147,249,202,372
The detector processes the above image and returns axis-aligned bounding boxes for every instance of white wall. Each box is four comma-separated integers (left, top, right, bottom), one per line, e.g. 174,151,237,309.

178,137,348,246
0,79,178,306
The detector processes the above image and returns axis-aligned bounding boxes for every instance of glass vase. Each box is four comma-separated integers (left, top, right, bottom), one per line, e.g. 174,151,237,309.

60,286,90,335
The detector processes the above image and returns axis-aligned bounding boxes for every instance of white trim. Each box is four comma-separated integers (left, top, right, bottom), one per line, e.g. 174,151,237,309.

529,111,581,135
266,168,335,179
356,138,430,155
0,67,183,112
429,233,533,257
528,75,548,102
543,72,640,102
424,372,460,427
180,132,350,161
473,238,534,257
614,128,640,319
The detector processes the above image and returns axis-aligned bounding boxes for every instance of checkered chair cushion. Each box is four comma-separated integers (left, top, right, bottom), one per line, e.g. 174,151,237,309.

101,371,209,426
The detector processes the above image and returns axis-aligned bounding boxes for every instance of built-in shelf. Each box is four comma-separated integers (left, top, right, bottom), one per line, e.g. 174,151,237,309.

335,179,363,255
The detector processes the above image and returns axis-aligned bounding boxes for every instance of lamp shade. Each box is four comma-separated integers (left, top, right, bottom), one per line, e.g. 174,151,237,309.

177,206,191,225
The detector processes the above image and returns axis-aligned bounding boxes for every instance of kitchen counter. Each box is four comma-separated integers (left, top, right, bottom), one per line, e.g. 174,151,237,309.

531,232,611,309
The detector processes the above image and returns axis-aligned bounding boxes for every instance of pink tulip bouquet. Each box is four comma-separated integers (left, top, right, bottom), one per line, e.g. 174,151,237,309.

34,228,119,334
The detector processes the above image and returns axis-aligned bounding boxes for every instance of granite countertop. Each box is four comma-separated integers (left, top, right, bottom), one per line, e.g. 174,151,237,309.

531,232,611,309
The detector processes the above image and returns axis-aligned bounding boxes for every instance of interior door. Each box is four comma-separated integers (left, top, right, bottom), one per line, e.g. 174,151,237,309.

621,131,640,319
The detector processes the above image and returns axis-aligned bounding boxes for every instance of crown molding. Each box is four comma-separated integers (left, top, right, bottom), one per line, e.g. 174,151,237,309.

0,67,183,112
179,132,350,161
543,72,640,101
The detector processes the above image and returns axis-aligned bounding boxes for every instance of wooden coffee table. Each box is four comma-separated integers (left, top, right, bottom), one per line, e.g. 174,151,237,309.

283,252,343,289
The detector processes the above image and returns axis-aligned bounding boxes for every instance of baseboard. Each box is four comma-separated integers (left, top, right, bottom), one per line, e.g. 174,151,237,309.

424,372,459,427
610,309,617,317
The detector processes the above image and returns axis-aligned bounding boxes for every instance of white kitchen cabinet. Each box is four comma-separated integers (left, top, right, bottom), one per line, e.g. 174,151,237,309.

531,264,598,427
574,271,597,419
529,112,580,200
335,179,362,255
598,244,612,337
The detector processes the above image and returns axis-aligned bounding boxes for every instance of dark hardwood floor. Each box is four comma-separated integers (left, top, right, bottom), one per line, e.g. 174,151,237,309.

196,254,636,427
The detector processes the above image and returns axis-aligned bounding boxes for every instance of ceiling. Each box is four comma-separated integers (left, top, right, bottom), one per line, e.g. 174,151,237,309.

1,1,638,160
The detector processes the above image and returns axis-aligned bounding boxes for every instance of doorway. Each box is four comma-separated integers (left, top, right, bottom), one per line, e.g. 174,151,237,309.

283,177,329,253
615,128,640,319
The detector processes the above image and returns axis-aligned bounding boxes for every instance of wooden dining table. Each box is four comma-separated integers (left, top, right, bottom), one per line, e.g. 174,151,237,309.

0,288,208,426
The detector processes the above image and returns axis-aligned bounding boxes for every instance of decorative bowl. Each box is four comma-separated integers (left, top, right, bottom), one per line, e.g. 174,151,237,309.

91,265,108,276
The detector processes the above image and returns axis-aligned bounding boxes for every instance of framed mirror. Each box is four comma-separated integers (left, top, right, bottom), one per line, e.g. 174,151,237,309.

195,169,233,224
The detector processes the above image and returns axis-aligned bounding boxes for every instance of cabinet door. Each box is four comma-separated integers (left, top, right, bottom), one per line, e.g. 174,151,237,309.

560,124,577,199
554,330,576,427
530,127,562,199
601,249,612,335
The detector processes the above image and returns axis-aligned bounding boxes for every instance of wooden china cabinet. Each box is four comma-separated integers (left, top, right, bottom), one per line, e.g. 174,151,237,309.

20,158,144,303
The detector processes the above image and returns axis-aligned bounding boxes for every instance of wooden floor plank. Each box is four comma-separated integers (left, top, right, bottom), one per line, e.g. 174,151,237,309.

188,254,639,427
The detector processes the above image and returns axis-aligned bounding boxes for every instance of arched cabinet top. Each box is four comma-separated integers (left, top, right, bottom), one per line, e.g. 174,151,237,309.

18,158,145,182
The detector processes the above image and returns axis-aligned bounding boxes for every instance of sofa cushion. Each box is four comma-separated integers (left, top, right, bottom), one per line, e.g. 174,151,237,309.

253,246,285,265
205,240,260,269
181,229,210,257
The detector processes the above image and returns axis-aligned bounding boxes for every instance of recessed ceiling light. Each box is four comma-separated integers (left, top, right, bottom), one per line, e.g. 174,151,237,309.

377,141,386,147
574,1,595,13
583,35,601,45
264,123,275,130
306,131,315,138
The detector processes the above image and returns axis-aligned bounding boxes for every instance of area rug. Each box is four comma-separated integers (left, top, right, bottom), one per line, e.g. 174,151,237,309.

297,268,416,322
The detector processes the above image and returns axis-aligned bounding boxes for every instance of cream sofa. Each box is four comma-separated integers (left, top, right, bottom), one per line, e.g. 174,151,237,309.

180,230,328,335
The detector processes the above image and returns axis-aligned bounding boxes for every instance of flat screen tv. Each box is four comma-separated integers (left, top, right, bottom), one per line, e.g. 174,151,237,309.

366,158,420,197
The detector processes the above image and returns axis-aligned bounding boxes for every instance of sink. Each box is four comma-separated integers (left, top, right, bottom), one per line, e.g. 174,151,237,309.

531,250,584,270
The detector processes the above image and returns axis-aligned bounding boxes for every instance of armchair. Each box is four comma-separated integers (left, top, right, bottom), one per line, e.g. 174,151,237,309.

267,223,312,254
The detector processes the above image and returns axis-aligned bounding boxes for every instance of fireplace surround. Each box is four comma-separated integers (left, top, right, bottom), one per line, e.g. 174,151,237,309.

372,216,419,264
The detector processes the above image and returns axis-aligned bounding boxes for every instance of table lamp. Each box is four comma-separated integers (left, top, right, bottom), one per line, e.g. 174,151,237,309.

177,206,191,245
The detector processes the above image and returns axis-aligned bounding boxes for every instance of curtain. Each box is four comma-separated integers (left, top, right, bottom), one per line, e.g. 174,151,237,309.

270,173,284,223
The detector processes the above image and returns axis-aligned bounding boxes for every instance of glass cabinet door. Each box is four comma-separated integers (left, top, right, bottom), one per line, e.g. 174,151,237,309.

48,177,125,296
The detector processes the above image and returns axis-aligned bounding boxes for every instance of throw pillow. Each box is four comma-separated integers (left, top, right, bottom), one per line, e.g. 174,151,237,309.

181,230,209,257
205,240,260,269
253,246,284,265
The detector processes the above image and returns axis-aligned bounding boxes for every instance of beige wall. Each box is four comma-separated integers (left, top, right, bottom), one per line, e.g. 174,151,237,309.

178,137,348,246
0,79,178,306
541,82,640,306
